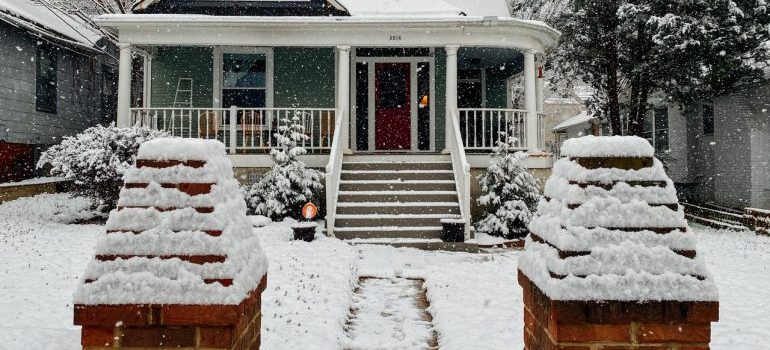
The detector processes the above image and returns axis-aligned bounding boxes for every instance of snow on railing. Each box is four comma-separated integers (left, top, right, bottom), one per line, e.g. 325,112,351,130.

130,107,336,154
458,108,527,151
325,108,347,237
448,109,472,239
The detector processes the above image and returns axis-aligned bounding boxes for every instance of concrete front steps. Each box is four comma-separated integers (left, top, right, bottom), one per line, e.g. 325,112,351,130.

333,154,461,240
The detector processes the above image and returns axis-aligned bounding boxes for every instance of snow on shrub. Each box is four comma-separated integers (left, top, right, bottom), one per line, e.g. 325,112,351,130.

476,131,541,239
37,125,170,210
244,113,323,220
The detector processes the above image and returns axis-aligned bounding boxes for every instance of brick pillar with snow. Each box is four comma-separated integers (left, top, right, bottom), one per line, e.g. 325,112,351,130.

73,139,267,350
519,136,719,349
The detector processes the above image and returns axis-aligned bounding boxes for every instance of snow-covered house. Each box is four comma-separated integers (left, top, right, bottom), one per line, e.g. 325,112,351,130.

0,0,116,182
94,0,559,238
666,81,770,211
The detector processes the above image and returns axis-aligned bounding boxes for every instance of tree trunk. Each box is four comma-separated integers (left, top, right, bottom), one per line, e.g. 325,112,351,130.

605,42,622,135
628,75,650,136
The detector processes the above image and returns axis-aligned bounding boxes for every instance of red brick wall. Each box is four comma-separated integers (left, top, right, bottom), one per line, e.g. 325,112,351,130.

75,275,266,350
519,271,718,350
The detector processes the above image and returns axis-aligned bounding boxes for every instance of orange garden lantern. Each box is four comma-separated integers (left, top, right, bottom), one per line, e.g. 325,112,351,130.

302,202,318,220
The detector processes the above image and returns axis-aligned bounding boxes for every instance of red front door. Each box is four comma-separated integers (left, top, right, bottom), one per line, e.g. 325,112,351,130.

375,63,411,150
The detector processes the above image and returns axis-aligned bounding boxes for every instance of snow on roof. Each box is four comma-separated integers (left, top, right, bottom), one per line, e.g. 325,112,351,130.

74,138,267,305
0,0,103,47
520,136,719,302
438,0,510,17
561,136,655,158
552,111,595,131
332,0,464,17
332,0,510,17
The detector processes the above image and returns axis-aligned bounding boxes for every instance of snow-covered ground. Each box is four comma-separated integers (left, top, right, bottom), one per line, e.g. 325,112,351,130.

0,193,768,349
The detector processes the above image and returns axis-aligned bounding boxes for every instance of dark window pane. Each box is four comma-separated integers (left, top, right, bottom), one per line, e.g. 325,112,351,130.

36,44,57,113
417,62,430,151
356,62,369,151
654,108,668,130
223,53,266,88
378,68,407,109
356,48,431,57
458,69,481,80
223,89,265,108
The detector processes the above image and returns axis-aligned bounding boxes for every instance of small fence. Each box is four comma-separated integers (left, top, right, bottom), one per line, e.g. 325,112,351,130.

130,107,337,154
682,202,770,235
457,109,527,151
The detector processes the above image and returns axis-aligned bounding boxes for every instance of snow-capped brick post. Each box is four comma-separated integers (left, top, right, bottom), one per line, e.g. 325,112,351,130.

519,136,719,350
73,139,267,350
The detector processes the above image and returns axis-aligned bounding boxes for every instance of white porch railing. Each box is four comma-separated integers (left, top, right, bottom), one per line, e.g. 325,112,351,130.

130,107,337,154
325,108,348,237
447,109,472,239
458,108,528,151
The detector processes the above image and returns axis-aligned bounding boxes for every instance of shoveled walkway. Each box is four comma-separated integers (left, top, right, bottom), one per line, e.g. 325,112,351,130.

344,277,438,350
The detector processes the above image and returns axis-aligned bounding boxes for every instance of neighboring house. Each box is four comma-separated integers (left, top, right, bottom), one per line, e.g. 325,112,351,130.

667,81,770,211
95,0,559,239
0,0,116,182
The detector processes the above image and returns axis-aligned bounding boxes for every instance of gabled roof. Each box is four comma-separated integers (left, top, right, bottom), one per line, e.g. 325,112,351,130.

553,111,595,131
0,0,103,48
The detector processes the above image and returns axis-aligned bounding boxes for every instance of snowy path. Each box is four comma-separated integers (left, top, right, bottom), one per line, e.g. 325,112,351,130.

344,278,437,350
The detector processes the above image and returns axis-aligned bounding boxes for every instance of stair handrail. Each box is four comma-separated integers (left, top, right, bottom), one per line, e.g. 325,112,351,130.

448,108,472,239
325,107,347,236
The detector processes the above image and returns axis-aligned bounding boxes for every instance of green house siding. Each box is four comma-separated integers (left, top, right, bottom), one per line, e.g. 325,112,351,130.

274,47,335,108
150,47,214,108
434,48,446,151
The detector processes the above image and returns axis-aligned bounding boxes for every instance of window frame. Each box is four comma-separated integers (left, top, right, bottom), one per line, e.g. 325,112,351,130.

35,43,58,114
213,47,274,110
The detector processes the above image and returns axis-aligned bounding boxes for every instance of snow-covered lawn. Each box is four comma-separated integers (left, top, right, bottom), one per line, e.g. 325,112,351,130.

0,193,769,349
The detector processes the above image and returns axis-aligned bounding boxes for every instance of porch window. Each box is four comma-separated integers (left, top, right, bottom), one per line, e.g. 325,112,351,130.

222,53,266,108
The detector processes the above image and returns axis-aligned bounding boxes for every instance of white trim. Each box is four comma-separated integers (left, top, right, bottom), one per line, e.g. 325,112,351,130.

212,46,274,109
142,52,152,108
352,50,436,153
97,15,559,52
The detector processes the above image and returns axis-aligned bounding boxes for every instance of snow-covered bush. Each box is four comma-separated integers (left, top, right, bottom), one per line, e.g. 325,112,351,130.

476,131,541,239
37,125,169,210
244,113,323,220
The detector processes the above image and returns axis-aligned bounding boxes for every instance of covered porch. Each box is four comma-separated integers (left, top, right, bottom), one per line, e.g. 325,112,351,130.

98,16,558,162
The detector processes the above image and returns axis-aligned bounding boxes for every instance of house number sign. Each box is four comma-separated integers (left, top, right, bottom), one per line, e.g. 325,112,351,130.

389,35,402,41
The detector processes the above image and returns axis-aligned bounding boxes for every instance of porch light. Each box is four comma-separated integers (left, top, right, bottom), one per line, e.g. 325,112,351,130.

419,95,429,108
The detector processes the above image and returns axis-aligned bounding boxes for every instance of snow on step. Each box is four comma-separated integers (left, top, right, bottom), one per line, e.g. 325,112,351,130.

74,139,267,305
339,191,457,195
334,226,444,232
520,136,719,302
337,202,459,207
344,278,437,350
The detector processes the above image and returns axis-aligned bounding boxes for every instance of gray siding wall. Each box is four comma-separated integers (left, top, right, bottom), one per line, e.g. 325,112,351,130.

0,22,109,145
747,85,770,209
666,106,689,182
713,91,755,209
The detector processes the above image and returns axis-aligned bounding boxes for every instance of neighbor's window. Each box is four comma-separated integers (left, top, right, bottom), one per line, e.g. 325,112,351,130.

222,53,266,108
643,107,669,153
36,43,58,113
702,102,714,135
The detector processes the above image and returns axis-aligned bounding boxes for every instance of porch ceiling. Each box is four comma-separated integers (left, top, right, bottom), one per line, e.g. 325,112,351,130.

94,15,560,52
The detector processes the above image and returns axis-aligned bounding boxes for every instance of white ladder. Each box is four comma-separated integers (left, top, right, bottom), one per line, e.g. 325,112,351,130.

171,78,193,136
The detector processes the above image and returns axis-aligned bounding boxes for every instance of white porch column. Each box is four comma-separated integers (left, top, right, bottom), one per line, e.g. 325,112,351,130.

445,45,459,151
336,46,351,151
524,51,539,151
117,43,133,128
